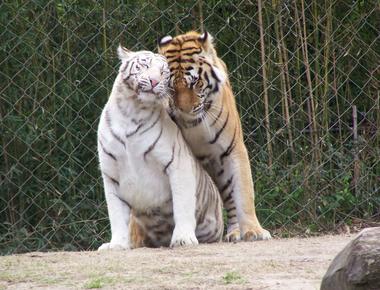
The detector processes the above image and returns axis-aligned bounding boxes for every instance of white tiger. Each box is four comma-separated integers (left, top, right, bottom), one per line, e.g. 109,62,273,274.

97,46,223,250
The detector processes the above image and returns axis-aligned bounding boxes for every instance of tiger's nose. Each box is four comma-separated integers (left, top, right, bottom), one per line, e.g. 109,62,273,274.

150,79,159,88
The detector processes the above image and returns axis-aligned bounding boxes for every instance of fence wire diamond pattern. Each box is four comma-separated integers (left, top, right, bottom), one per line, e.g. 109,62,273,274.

1,1,379,254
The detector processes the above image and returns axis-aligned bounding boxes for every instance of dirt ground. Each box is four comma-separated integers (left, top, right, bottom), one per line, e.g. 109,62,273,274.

0,234,353,290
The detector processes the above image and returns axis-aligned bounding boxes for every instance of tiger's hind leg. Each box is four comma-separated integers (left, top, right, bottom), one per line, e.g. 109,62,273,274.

194,170,224,244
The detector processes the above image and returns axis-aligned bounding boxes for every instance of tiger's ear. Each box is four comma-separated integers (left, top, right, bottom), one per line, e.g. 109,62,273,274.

117,45,132,60
198,31,215,54
158,35,173,52
158,35,173,46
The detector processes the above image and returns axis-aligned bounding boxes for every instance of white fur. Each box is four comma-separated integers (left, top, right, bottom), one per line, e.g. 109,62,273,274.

160,35,173,45
98,50,199,250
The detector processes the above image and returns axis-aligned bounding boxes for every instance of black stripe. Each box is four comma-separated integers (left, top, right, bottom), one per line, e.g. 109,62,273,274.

105,110,125,147
221,176,233,192
226,206,236,214
182,50,202,56
197,230,212,242
210,106,223,127
204,71,211,88
131,118,140,125
165,47,198,54
99,140,117,161
139,110,161,135
166,54,180,60
121,59,131,73
197,226,221,243
223,190,234,204
165,49,180,54
210,112,229,144
210,67,221,82
169,58,195,64
217,169,224,176
126,123,144,138
184,113,206,128
163,144,175,174
196,154,209,161
212,83,219,93
143,126,163,160
196,202,207,226
144,219,169,231
220,127,237,164
103,172,119,186
119,196,131,208
168,58,181,64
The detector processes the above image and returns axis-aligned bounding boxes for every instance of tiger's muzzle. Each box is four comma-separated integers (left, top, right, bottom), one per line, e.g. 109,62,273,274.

173,86,201,113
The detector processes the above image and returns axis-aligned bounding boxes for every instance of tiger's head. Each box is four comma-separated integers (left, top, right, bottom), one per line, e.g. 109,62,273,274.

158,31,227,116
117,46,170,104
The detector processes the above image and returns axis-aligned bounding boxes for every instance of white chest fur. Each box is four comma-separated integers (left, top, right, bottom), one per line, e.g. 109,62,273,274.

98,98,172,211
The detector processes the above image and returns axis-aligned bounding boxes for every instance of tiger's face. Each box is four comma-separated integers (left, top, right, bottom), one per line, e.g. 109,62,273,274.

158,31,227,116
117,46,170,104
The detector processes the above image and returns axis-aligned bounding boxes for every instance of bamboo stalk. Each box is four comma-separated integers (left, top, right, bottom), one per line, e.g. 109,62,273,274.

198,0,204,32
322,0,332,141
102,1,108,94
257,0,273,168
294,15,303,134
352,105,360,196
295,0,320,163
312,0,321,105
377,91,380,150
332,50,342,143
279,9,294,130
0,96,15,226
174,4,180,34
274,0,295,163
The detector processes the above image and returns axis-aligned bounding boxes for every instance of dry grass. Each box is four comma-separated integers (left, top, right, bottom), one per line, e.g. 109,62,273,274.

0,234,352,290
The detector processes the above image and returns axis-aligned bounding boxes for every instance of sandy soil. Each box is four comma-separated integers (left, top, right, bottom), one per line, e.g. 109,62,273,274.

0,234,353,290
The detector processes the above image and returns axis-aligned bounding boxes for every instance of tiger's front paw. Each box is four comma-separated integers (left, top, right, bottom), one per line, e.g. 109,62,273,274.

243,227,271,241
224,228,241,243
98,241,130,251
170,226,198,248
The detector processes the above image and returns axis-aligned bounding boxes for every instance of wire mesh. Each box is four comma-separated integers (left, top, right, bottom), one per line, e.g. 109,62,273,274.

1,0,379,254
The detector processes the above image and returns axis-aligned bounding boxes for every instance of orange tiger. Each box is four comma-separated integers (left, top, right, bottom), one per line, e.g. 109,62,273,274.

158,31,271,241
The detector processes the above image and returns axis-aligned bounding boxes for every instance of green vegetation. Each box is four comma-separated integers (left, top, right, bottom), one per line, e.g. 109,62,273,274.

1,1,379,254
222,271,245,284
84,277,115,289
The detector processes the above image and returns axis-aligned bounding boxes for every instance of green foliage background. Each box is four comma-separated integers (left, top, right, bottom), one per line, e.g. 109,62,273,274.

1,0,379,254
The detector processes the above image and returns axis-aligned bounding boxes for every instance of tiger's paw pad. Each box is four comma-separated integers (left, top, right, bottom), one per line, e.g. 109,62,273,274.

170,227,198,248
224,229,241,243
243,228,272,241
97,242,130,251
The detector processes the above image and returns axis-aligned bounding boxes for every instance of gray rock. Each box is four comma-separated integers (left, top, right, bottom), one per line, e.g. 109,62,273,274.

321,227,380,290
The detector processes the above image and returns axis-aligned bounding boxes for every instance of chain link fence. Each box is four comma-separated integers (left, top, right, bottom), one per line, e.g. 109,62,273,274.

1,1,379,254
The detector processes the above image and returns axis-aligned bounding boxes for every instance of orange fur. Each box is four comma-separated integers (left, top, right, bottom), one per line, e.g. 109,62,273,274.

158,31,271,241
